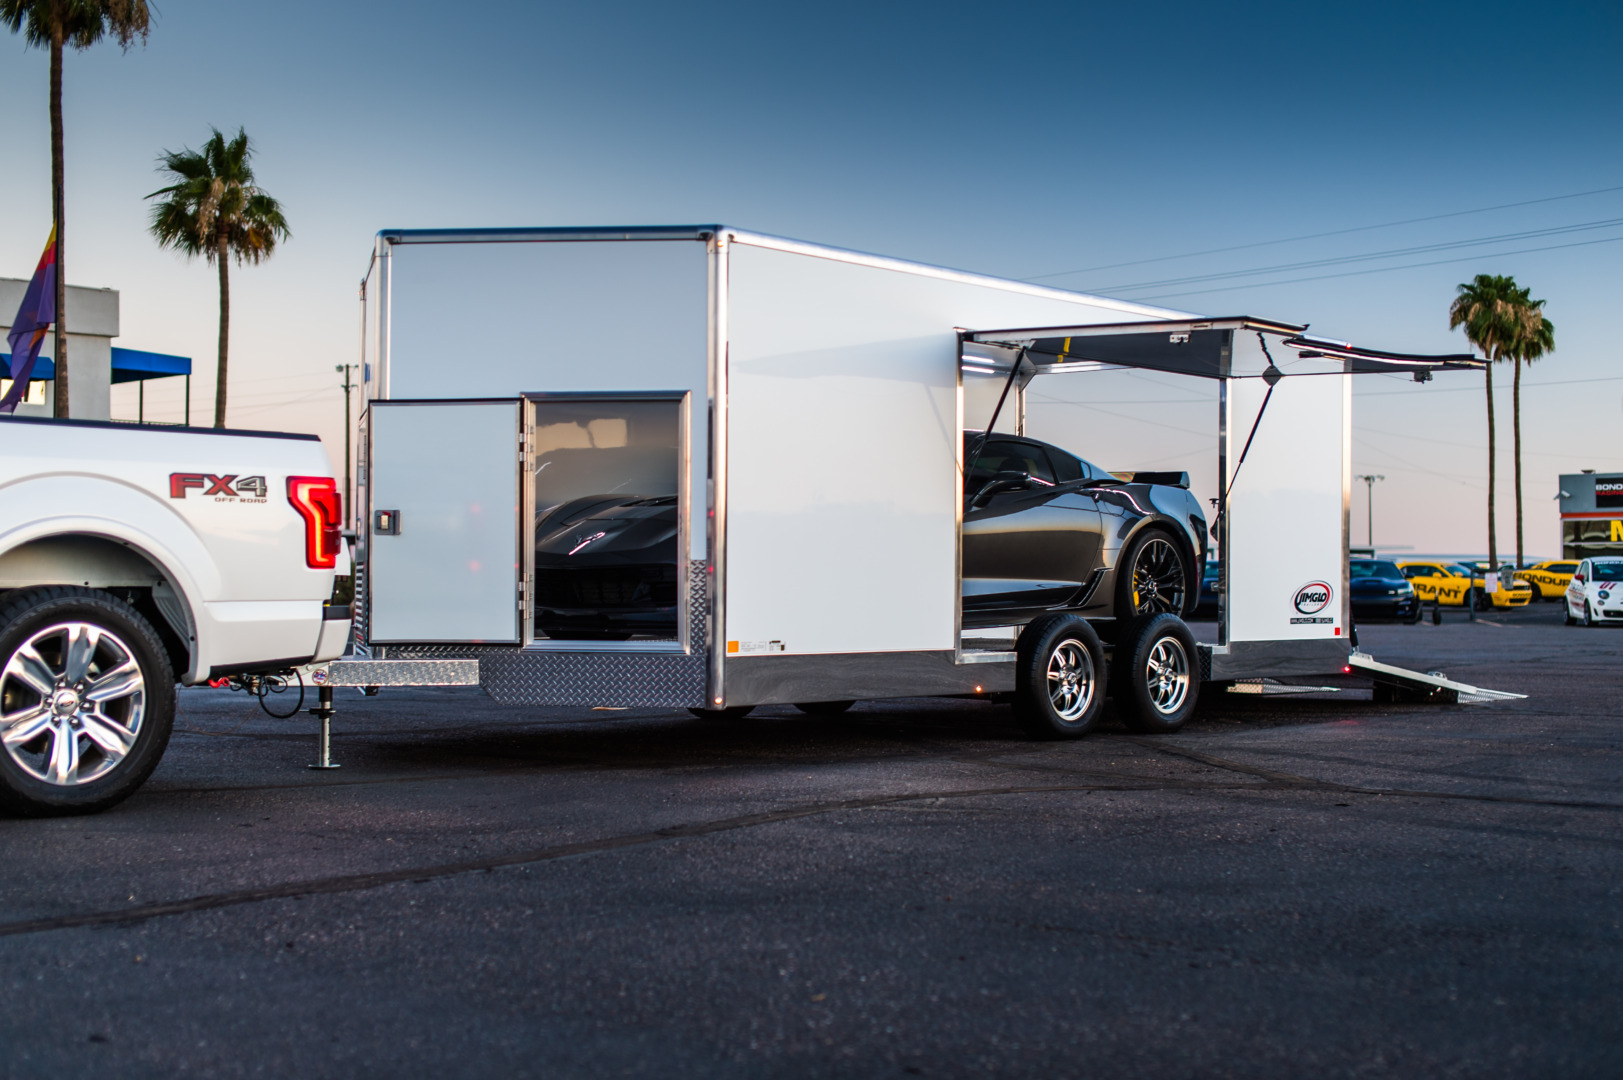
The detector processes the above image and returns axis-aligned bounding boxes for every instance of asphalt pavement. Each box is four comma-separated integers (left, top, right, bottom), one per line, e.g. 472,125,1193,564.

2,600,1619,1078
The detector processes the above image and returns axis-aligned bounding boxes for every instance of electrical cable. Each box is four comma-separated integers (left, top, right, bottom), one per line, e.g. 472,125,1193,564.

256,670,306,719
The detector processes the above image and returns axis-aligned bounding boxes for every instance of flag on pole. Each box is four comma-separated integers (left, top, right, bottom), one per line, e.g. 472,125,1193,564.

1,227,58,415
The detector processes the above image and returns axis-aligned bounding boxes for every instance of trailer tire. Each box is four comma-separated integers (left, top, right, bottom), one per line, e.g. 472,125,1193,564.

0,587,175,817
1117,614,1199,734
794,701,854,715
688,705,755,721
1013,615,1107,740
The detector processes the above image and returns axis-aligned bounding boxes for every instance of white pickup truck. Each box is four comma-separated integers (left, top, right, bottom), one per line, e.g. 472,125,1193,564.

0,416,351,815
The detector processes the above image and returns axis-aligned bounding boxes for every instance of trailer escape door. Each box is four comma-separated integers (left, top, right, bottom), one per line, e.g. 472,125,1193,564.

367,400,521,643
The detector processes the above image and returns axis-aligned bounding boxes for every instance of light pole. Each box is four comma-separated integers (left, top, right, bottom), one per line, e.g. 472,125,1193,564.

336,363,357,528
1354,474,1384,547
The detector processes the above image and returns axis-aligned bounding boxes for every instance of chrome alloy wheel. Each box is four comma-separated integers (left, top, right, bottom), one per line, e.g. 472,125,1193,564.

0,622,146,786
1131,538,1185,617
1143,635,1190,716
1046,637,1097,721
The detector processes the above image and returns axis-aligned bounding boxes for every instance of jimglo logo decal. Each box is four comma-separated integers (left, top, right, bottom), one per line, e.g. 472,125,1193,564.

169,473,268,502
1291,580,1334,624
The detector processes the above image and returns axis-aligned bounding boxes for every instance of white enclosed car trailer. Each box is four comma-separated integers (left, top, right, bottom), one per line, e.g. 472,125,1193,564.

305,226,1513,758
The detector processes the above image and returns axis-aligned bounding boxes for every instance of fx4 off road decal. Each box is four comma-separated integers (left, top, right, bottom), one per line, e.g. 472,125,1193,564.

169,473,269,503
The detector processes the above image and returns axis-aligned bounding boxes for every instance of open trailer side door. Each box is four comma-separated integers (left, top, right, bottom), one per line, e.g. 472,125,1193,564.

366,399,521,644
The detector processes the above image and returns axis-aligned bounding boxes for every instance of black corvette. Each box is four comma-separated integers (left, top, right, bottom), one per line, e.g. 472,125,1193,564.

961,433,1206,630
531,433,1206,639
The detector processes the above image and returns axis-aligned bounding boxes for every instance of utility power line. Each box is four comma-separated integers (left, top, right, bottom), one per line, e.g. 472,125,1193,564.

1098,217,1623,294
1024,182,1623,282
1136,233,1623,301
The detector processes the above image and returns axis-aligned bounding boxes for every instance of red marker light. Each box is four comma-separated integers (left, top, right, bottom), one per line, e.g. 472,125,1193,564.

287,476,342,569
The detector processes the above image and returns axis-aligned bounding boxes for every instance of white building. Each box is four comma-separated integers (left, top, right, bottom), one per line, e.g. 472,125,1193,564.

0,278,190,422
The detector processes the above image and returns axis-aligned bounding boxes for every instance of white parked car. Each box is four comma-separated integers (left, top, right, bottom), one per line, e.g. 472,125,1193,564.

1564,557,1623,626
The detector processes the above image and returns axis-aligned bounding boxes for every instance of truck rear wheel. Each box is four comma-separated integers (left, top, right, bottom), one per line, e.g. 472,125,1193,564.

1013,615,1107,739
0,587,175,816
1117,614,1199,734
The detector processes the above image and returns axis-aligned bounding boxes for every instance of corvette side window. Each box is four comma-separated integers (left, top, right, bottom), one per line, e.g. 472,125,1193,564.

970,442,1055,487
1051,450,1084,483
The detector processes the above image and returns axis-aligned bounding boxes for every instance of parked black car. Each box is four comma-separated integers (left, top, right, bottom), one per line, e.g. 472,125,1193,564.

1349,557,1420,623
1193,559,1221,619
532,494,680,640
531,433,1208,639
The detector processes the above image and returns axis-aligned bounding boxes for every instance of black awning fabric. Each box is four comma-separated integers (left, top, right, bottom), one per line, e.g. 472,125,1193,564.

1024,327,1233,378
966,318,1482,379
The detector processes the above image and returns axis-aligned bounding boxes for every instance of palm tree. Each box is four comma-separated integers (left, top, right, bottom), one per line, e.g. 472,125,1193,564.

1506,288,1554,570
1,0,150,419
147,128,289,428
1449,274,1522,580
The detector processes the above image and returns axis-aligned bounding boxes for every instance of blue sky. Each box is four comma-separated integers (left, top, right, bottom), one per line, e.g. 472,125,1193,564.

1,0,1618,555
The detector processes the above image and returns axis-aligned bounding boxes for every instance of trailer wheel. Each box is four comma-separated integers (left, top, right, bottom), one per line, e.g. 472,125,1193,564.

0,587,175,817
1117,614,1199,734
688,705,755,721
1013,615,1107,740
794,701,854,715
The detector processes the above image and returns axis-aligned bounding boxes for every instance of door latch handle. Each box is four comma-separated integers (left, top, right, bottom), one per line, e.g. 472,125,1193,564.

373,509,401,535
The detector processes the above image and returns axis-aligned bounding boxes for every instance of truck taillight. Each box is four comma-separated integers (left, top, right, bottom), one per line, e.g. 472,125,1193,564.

287,476,342,569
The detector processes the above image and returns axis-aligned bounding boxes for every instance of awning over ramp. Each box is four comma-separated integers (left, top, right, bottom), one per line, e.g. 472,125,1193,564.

965,317,1481,379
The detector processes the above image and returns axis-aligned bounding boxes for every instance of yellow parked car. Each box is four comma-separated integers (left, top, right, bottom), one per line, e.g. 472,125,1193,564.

1397,561,1533,609
1517,560,1579,600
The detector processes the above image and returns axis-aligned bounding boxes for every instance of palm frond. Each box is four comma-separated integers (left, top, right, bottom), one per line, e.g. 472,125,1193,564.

147,125,288,268
0,0,150,51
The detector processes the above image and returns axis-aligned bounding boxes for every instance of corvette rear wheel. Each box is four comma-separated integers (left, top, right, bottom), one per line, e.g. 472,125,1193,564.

1115,529,1189,620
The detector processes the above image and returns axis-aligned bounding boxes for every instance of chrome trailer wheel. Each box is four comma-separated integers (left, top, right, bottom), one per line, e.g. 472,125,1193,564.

1119,614,1200,734
0,588,174,816
1014,615,1107,739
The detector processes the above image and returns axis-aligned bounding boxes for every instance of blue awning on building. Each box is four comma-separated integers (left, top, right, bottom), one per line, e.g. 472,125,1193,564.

0,347,191,384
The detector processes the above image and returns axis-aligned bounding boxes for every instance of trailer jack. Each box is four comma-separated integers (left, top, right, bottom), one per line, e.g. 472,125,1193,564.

307,684,339,770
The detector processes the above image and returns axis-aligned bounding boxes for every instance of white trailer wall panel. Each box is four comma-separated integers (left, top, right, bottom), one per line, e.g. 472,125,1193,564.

376,238,710,560
1224,355,1350,646
723,239,1178,657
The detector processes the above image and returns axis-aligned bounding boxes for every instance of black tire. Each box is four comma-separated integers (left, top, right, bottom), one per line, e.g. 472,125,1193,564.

0,587,175,817
1114,528,1192,620
1013,615,1107,739
1565,602,1577,626
1117,613,1200,734
793,701,854,715
1584,602,1596,628
688,705,755,721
